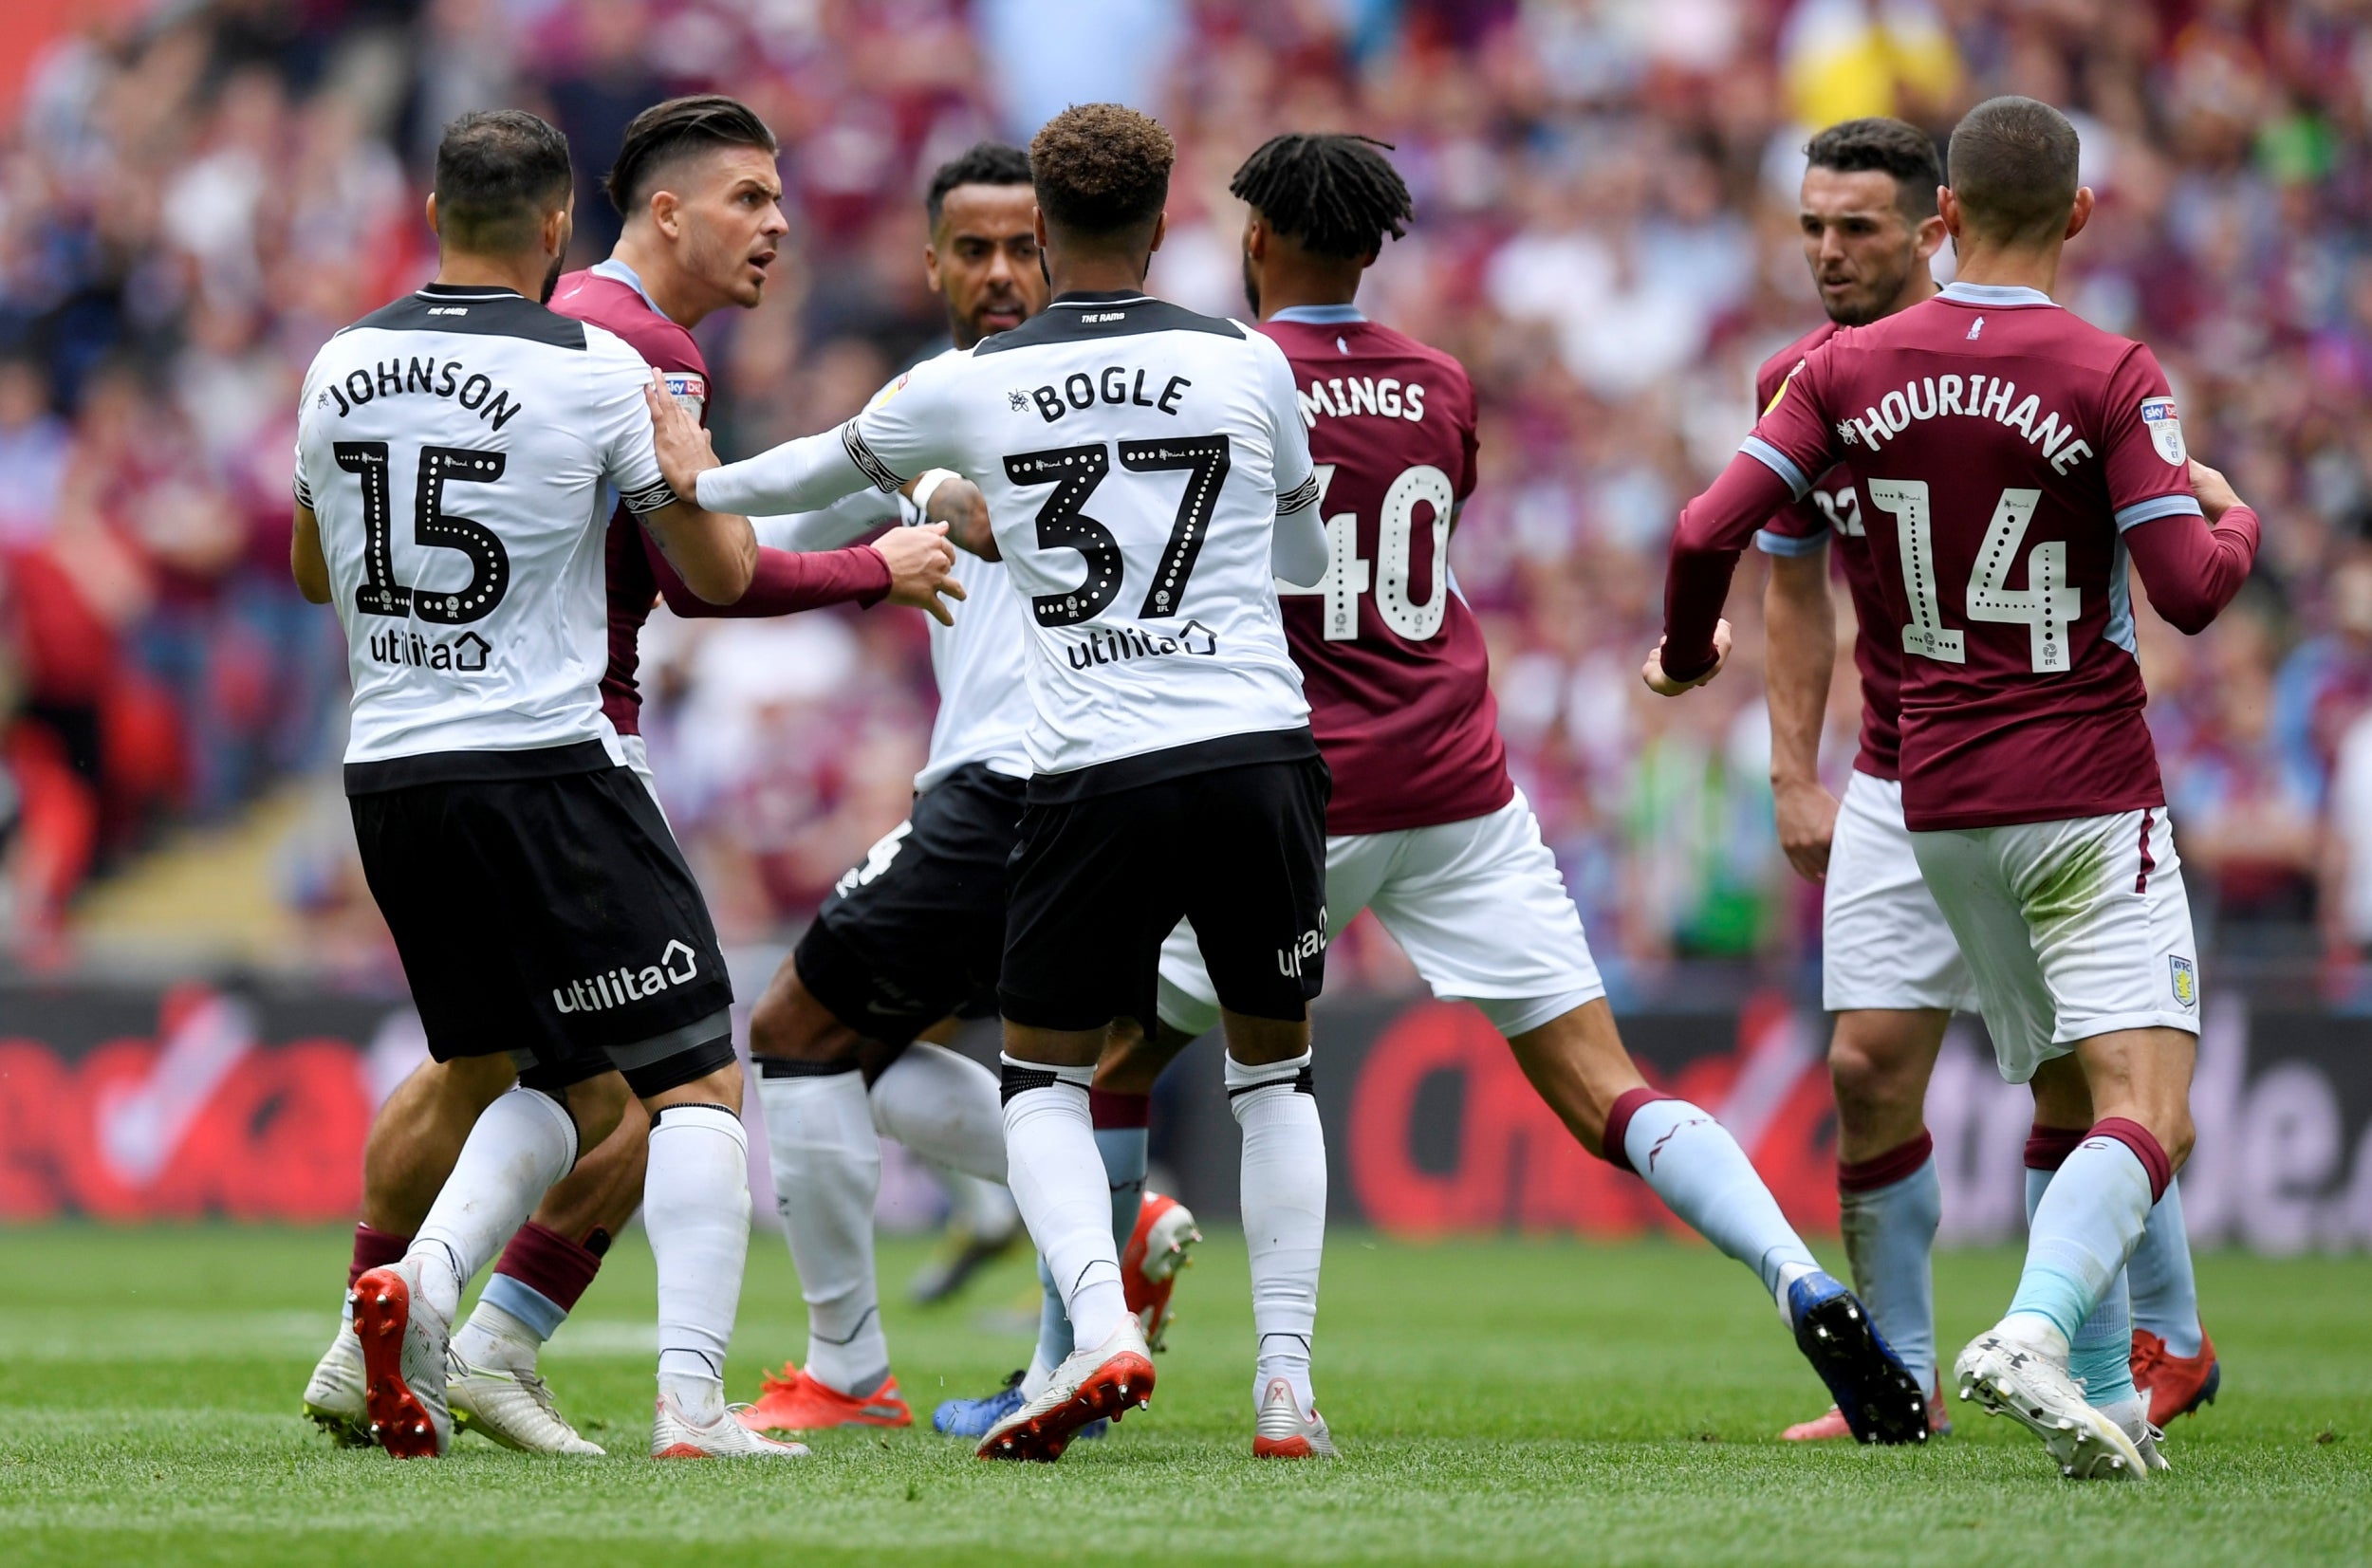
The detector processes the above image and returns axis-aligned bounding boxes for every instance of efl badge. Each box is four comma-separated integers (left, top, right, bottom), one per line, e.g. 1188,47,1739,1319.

2170,954,2198,1008
662,372,708,419
2140,397,2185,466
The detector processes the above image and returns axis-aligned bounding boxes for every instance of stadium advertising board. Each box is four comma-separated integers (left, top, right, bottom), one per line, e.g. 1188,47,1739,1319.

3,981,2367,1253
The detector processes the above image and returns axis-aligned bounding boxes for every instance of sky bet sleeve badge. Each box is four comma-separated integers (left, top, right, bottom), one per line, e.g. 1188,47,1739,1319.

2140,396,2185,465
662,371,707,418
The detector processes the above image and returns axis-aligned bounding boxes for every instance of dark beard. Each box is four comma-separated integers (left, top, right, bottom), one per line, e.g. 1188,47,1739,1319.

540,251,566,304
1241,252,1261,318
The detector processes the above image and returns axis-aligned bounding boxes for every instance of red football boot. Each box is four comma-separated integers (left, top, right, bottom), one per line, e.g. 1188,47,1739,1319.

2132,1326,2220,1426
735,1364,913,1433
1121,1191,1201,1352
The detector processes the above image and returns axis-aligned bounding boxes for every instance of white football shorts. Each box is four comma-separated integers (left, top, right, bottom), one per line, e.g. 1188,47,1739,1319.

1909,806,2200,1083
1156,787,1604,1040
1823,770,1981,1015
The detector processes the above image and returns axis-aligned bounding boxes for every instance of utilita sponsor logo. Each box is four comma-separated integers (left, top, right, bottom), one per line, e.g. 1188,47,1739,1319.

1276,912,1327,979
553,940,699,1014
1064,619,1217,670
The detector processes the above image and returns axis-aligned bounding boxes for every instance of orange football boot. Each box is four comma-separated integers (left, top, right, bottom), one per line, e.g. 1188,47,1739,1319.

2132,1326,2219,1426
1121,1191,1201,1352
1781,1384,1953,1441
735,1364,913,1433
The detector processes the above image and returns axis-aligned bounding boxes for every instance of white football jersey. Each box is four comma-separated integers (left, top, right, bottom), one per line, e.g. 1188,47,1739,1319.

758,349,1035,793
294,284,676,781
700,292,1323,785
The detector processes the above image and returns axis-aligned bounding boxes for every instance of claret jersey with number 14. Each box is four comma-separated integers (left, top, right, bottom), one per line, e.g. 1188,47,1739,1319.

295,283,678,777
697,290,1324,787
1706,281,2204,831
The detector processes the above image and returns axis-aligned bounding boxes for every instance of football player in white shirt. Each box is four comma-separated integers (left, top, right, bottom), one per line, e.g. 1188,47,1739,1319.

290,109,800,1463
647,104,1333,1461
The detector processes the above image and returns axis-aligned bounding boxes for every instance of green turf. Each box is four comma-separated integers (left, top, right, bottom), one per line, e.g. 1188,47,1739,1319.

0,1226,2364,1566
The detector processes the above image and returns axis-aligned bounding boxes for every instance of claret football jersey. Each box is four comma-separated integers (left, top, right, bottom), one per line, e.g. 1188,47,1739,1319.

294,283,676,783
1260,305,1513,834
1740,281,2201,830
1750,318,1911,783
697,290,1324,790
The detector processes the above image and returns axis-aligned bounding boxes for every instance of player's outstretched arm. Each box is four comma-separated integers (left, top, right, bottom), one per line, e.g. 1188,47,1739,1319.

1652,450,1796,692
1764,545,1839,882
2125,459,2261,636
290,502,331,604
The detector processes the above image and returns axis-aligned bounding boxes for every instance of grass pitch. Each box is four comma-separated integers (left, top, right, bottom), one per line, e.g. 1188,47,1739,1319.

0,1226,2364,1566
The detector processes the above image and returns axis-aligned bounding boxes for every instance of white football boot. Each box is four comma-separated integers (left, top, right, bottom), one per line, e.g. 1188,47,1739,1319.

1251,1376,1336,1459
351,1259,454,1459
976,1316,1155,1463
450,1353,604,1456
301,1320,370,1447
1955,1322,2147,1481
2099,1393,2172,1474
651,1392,810,1459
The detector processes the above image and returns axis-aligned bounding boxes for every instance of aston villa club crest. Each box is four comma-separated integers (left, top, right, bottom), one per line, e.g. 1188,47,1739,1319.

2170,954,2198,1008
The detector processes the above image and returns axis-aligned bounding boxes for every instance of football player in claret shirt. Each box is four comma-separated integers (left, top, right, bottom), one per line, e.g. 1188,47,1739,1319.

1092,132,1927,1450
300,97,960,1458
1652,96,2262,1480
1755,118,2216,1445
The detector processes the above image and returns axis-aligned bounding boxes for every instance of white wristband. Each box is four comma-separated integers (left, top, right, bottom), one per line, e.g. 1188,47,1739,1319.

909,468,958,519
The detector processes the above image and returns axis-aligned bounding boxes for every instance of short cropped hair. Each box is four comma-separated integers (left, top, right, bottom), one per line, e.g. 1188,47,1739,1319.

926,141,1032,230
605,94,778,217
1805,118,1942,220
1029,103,1175,238
435,110,574,252
1947,96,2081,247
1230,133,1413,260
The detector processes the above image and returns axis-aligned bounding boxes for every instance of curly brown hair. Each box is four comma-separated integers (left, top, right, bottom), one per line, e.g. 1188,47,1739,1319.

1028,103,1175,238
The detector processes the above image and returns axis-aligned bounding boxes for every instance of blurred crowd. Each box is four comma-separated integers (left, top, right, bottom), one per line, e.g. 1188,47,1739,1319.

3,0,2370,986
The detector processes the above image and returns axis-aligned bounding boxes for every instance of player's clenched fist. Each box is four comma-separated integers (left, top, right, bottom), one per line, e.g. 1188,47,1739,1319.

2187,458,2244,524
1641,618,1733,696
644,369,720,500
875,521,968,626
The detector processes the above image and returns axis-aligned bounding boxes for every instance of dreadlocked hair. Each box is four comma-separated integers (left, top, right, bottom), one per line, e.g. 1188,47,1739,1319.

1230,133,1412,260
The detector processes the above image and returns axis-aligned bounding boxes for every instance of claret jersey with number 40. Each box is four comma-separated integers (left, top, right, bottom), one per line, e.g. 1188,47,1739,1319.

698,290,1324,784
295,283,679,771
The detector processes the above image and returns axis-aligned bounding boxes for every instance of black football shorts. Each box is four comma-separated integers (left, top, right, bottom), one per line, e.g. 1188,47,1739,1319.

350,759,733,1095
999,752,1330,1032
794,762,1025,1046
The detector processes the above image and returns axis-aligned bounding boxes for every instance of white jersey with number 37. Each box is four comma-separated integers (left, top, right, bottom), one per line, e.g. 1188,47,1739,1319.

697,291,1324,782
295,283,677,769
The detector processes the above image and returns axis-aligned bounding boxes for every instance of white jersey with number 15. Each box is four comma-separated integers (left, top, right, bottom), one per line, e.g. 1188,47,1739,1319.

295,283,677,768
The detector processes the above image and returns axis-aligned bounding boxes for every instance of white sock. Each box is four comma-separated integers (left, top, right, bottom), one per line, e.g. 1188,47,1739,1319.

452,1301,539,1371
1618,1097,1820,1316
410,1087,579,1323
869,1042,1008,1184
1229,1050,1325,1417
999,1055,1127,1351
756,1065,887,1398
646,1101,751,1426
